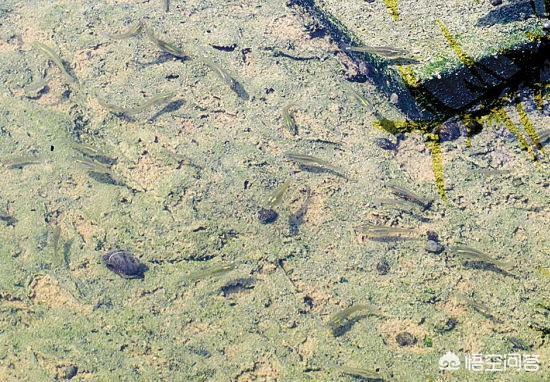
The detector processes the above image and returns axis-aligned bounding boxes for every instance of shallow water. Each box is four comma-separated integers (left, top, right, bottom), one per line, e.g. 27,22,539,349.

0,1,548,381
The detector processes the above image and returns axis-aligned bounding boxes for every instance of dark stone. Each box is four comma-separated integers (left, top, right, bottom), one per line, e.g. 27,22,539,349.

490,0,502,6
396,332,417,347
258,208,278,224
63,365,78,380
426,240,444,254
436,318,458,333
439,121,463,142
376,258,390,275
102,250,146,279
374,137,398,151
0,214,17,227
220,278,255,297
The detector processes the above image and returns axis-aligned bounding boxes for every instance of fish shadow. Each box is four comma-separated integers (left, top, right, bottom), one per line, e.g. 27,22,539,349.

137,53,191,67
463,261,518,279
288,189,311,236
331,314,368,337
149,99,185,122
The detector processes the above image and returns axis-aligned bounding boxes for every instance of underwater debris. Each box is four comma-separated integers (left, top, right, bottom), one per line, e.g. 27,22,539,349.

286,152,347,178
451,246,517,277
282,103,298,135
163,0,170,12
339,366,385,382
258,208,278,225
455,293,503,324
328,304,375,336
146,29,188,59
32,42,76,84
383,0,399,21
104,21,144,39
485,107,536,160
356,224,418,242
387,184,432,210
102,250,146,279
97,91,176,115
395,332,417,347
516,101,545,156
199,56,249,100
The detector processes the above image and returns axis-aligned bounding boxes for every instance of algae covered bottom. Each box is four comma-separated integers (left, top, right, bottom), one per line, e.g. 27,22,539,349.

0,0,549,381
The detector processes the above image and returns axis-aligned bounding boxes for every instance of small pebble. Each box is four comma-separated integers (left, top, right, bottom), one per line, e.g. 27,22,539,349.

490,0,502,5
376,258,390,275
258,208,278,224
544,21,550,31
389,93,399,104
102,250,146,279
396,332,417,347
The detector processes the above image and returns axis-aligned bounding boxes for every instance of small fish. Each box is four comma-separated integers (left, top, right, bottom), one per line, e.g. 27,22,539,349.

387,184,432,210
339,366,385,382
73,144,117,167
97,91,176,115
187,263,236,283
77,158,126,187
2,155,45,169
286,152,347,178
328,304,370,330
282,103,298,135
356,224,418,242
104,21,144,39
451,246,516,277
62,239,73,270
145,29,188,59
345,84,370,109
267,180,290,208
32,42,76,83
455,293,503,324
343,44,409,59
328,304,380,336
199,56,249,100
